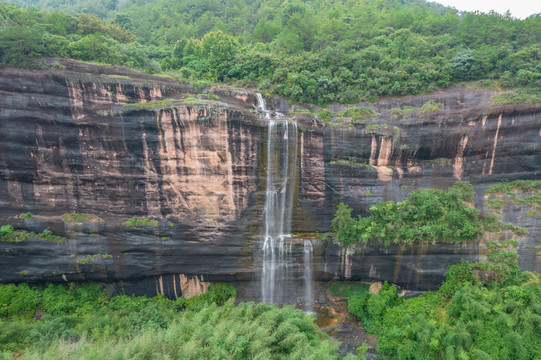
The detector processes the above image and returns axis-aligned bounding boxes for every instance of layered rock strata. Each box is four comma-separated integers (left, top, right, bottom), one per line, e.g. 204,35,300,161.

1,59,540,295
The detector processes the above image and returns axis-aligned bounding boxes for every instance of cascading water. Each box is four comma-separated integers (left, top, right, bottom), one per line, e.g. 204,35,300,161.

256,93,271,120
257,93,312,309
303,240,314,312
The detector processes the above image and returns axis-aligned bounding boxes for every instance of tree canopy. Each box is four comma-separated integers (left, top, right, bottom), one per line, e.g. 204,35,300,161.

2,0,541,103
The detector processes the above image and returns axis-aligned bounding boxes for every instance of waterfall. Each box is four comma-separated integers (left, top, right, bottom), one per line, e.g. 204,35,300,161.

256,93,271,119
303,240,313,312
258,93,304,305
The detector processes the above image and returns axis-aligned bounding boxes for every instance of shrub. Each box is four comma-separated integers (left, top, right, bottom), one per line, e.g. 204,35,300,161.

353,255,541,360
62,213,105,224
492,89,541,105
0,225,14,238
316,109,333,123
486,180,541,195
0,225,26,242
501,223,528,237
331,182,483,246
418,100,443,113
122,217,159,228
487,198,507,210
20,213,33,220
37,229,66,243
338,107,379,121
439,260,477,298
365,123,387,130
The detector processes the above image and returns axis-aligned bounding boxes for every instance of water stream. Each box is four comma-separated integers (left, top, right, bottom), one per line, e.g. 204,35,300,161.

257,93,312,310
303,240,314,312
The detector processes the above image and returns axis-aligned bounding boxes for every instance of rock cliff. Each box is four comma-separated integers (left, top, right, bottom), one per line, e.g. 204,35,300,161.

0,60,539,296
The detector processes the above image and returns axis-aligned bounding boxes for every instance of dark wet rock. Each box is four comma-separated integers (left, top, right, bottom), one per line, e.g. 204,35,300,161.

0,60,540,296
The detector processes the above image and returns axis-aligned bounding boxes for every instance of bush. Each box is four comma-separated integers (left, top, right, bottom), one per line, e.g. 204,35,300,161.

0,225,14,238
62,213,104,224
439,260,477,298
353,256,541,360
0,282,340,359
331,182,483,246
20,213,33,220
418,100,443,113
0,225,26,242
122,217,159,228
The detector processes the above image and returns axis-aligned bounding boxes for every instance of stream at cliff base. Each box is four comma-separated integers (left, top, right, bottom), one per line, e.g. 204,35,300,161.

311,284,378,358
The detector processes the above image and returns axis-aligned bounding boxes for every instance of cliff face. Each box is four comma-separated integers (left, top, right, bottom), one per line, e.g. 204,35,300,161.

1,60,540,295
0,60,264,294
290,88,541,289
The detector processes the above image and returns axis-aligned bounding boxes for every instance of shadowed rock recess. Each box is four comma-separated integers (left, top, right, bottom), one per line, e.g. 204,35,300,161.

1,60,540,298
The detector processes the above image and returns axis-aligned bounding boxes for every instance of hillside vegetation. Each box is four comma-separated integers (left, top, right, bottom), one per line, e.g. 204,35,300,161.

1,0,541,104
0,283,345,359
346,243,541,359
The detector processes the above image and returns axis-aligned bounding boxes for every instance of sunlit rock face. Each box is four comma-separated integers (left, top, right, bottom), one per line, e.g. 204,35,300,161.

0,60,264,292
0,59,539,295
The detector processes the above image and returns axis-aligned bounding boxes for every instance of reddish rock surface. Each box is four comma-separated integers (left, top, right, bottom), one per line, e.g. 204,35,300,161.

0,59,539,296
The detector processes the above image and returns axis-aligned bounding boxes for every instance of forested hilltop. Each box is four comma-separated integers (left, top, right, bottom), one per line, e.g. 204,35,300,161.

2,0,541,104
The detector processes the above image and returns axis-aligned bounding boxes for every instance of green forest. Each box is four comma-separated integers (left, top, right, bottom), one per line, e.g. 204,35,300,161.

0,283,346,359
1,0,541,103
346,242,541,359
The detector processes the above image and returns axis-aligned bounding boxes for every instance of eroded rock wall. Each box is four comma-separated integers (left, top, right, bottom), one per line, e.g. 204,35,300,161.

284,88,541,289
1,60,540,294
0,61,263,292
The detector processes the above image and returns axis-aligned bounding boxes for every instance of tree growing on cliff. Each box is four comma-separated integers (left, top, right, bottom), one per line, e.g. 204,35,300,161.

330,182,485,247
331,202,356,247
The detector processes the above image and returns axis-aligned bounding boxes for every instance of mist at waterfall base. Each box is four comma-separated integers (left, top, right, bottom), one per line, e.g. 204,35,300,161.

257,94,314,312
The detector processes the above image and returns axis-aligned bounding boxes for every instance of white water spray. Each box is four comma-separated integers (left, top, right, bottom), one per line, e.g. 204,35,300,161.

303,239,314,312
258,93,314,308
261,120,298,304
256,93,271,119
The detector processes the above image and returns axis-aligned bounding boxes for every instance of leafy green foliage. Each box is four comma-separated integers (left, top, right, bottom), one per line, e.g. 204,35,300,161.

122,217,159,227
365,124,387,130
122,99,175,109
0,282,338,359
487,198,508,210
501,222,528,237
451,49,476,80
62,213,104,224
484,181,541,218
418,100,443,113
36,228,65,242
486,180,541,195
2,1,541,103
492,88,541,104
346,250,541,360
20,213,33,220
337,107,379,121
331,182,484,246
0,225,65,243
76,254,112,264
5,0,119,18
